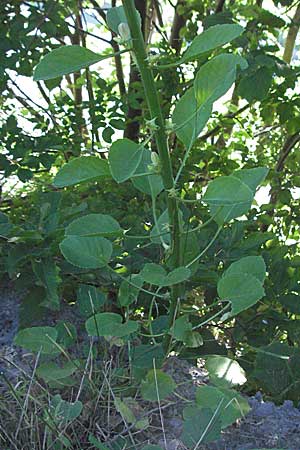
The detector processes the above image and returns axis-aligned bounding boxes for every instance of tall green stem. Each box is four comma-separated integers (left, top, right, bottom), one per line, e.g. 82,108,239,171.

122,0,182,342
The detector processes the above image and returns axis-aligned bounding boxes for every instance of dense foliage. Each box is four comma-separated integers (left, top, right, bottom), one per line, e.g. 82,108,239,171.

0,0,300,448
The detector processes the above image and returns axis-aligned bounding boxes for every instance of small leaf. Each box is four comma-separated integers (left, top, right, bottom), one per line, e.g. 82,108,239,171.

53,156,110,188
114,397,136,424
118,274,144,307
106,6,128,34
183,24,244,62
34,45,109,80
14,326,60,354
131,148,164,197
85,312,138,337
60,236,112,269
109,138,144,183
218,273,265,317
66,213,122,238
150,209,171,245
205,356,247,388
141,370,176,401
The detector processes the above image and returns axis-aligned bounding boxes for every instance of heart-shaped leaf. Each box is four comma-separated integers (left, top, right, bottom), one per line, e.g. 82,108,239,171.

60,236,112,269
14,326,60,354
109,138,144,183
34,45,111,80
85,312,138,337
141,370,176,401
66,213,122,238
54,156,110,188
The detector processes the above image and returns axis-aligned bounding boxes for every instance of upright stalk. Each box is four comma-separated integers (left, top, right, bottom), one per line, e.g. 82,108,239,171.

122,0,182,343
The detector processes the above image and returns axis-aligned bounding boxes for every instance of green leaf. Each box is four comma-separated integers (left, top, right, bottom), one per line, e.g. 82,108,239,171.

150,209,171,244
203,175,254,224
233,167,269,192
224,255,266,283
195,385,250,429
218,273,265,317
106,6,128,34
183,24,244,62
114,397,136,424
279,293,300,314
34,45,109,80
32,258,61,310
205,356,247,388
36,361,77,382
141,263,190,286
172,88,212,149
131,148,164,197
56,321,77,347
141,370,176,401
60,236,112,269
50,394,82,425
131,344,165,369
66,213,122,238
238,66,273,102
85,312,138,337
118,274,144,307
173,53,247,148
53,156,110,188
182,407,221,447
77,284,106,317
194,54,247,106
14,326,60,354
109,138,144,183
253,343,300,398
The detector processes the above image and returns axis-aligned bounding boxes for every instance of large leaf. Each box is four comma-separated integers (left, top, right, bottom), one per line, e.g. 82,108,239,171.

53,156,110,188
140,263,190,286
173,53,247,148
14,326,60,354
131,148,164,197
224,255,266,283
32,258,61,310
118,274,144,307
34,45,109,80
233,167,269,192
50,394,82,425
37,361,77,382
66,213,122,238
205,356,247,388
77,284,106,317
195,385,250,429
85,312,138,337
172,88,212,149
60,236,112,269
194,54,247,105
253,343,300,398
218,273,265,317
141,370,176,401
183,24,244,62
203,175,254,224
182,407,221,447
109,138,144,183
